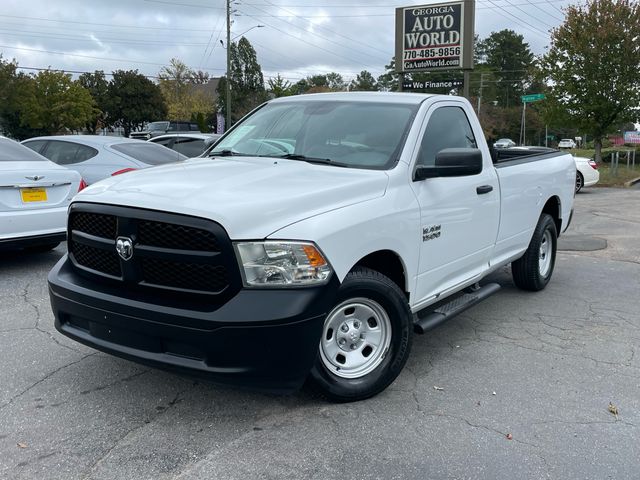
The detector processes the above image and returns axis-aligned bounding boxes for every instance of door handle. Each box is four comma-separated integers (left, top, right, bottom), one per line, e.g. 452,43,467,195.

476,185,493,195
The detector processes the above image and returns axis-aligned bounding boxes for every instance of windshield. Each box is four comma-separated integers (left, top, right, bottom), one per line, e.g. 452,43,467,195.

210,100,418,169
148,121,169,131
111,142,186,165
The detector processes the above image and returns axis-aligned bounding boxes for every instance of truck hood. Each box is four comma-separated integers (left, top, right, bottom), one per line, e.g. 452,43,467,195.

75,157,389,238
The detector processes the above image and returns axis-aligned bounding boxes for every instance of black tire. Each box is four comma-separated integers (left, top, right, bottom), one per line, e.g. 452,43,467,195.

308,267,413,402
25,242,60,253
575,171,584,193
512,213,557,291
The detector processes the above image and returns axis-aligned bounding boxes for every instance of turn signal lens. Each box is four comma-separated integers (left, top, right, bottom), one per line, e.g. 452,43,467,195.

302,244,327,267
235,241,332,287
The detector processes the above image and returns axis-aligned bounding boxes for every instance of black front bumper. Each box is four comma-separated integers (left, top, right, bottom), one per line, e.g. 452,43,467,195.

49,255,339,393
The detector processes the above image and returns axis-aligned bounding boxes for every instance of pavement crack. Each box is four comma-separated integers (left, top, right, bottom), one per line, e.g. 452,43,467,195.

79,370,150,395
423,412,540,448
0,352,98,412
20,281,84,354
81,382,197,478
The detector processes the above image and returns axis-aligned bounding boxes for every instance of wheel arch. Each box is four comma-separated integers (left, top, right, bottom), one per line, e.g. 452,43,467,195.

350,249,409,300
541,195,562,236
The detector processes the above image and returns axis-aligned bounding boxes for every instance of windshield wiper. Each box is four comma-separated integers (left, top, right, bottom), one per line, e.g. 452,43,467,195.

274,154,349,167
209,149,242,157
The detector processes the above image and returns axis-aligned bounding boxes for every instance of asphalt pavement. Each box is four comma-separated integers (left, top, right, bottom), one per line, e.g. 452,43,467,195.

1,187,639,480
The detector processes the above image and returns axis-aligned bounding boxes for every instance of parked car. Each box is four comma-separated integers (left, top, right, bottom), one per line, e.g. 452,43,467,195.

494,138,516,149
48,92,576,401
129,121,200,140
558,139,576,149
574,156,599,193
22,136,186,185
0,136,84,252
149,133,221,158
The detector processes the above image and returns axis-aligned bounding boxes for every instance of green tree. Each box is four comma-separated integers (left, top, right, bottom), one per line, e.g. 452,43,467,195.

377,58,400,92
158,58,215,121
0,56,39,139
479,29,534,107
349,70,377,91
217,37,267,124
540,0,640,162
20,70,94,135
267,74,293,98
78,70,110,134
107,70,167,137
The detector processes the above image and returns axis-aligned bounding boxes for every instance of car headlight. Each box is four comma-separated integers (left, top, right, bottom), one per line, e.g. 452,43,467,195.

234,241,332,287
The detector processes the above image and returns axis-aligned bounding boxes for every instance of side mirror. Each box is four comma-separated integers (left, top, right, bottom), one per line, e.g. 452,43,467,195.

414,148,483,181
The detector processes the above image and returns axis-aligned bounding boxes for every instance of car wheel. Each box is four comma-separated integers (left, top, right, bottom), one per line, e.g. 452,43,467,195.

512,214,557,291
25,242,60,253
575,172,584,193
308,267,413,402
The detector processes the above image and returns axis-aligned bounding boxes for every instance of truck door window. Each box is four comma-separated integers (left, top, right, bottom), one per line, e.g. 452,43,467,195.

417,107,477,167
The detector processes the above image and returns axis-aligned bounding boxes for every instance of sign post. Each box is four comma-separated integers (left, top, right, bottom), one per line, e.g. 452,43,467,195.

395,1,475,96
519,93,546,145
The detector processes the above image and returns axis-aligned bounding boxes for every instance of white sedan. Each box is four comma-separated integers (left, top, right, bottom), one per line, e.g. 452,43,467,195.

0,136,84,252
558,139,577,149
574,156,599,193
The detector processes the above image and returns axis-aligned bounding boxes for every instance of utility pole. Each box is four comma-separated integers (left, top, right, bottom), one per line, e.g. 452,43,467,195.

225,0,231,130
477,73,487,117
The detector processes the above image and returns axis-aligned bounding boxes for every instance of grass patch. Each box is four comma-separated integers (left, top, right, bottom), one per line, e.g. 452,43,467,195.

596,164,640,187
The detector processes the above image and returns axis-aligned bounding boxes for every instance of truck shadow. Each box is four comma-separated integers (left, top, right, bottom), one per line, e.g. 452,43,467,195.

0,242,65,273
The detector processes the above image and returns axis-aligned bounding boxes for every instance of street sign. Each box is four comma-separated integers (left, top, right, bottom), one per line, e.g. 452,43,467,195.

402,79,463,90
521,93,546,103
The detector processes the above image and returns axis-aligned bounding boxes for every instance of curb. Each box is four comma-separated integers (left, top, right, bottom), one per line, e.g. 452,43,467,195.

623,177,640,187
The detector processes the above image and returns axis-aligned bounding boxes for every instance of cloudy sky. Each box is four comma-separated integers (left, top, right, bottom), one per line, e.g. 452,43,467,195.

0,0,577,84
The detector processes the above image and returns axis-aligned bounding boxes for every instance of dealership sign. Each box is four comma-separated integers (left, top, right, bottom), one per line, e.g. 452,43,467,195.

395,1,475,73
402,80,464,90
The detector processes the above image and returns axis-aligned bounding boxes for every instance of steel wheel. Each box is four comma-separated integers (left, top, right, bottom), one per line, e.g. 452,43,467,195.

319,297,392,379
538,229,553,277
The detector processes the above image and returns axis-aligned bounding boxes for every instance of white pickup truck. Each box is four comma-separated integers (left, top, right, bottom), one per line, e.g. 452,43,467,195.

48,93,576,401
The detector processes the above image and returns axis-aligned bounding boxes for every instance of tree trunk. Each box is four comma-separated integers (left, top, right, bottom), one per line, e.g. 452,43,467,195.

594,138,602,164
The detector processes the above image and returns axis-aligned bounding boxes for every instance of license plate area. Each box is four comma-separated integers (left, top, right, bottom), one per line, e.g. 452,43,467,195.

21,188,48,203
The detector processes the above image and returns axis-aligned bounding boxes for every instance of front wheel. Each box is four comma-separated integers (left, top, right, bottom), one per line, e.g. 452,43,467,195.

512,213,557,291
308,267,413,402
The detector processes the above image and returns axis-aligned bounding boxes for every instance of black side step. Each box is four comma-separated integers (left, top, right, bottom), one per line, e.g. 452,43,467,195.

413,283,501,334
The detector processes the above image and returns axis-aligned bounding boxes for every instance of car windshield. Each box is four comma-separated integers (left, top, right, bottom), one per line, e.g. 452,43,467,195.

209,100,419,169
148,121,169,131
0,137,48,162
111,142,186,165
497,138,511,142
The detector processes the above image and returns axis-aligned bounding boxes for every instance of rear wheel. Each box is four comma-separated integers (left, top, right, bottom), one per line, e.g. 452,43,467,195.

308,267,412,402
575,171,584,193
512,214,557,291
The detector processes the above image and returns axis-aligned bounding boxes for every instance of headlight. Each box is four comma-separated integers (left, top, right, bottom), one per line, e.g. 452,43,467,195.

234,241,332,287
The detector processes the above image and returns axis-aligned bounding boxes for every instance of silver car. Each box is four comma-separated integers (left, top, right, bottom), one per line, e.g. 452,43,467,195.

149,133,221,158
22,135,186,185
493,138,516,149
0,136,83,252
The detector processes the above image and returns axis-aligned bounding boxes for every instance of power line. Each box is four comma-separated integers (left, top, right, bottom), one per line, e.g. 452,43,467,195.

259,0,389,58
236,5,383,69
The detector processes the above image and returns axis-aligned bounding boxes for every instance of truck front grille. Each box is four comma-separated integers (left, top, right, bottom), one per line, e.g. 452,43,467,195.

67,205,241,300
